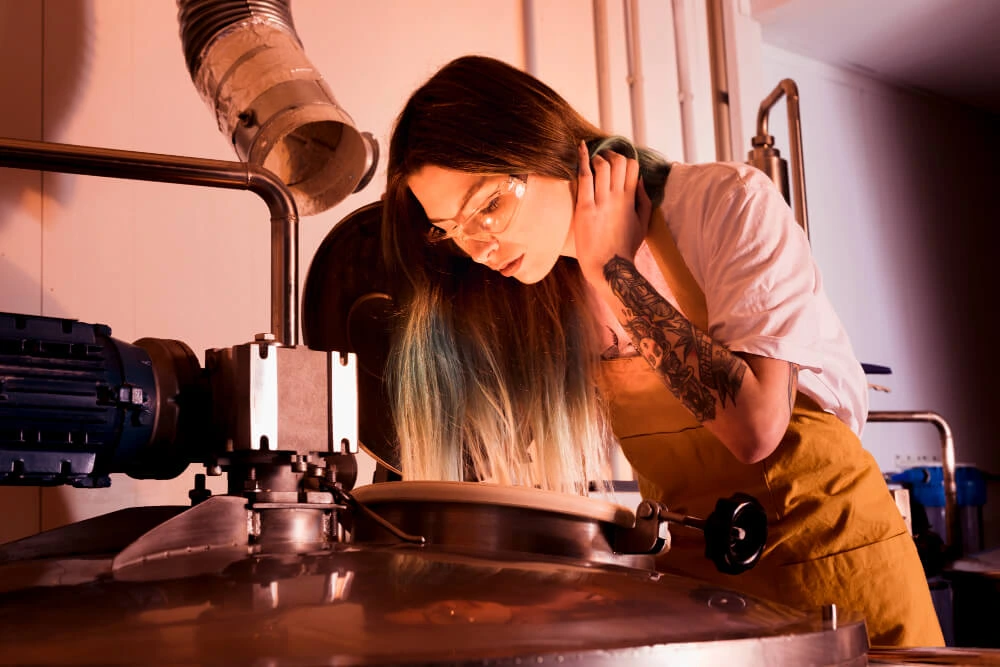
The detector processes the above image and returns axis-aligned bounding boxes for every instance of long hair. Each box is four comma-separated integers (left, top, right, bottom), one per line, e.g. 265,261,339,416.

382,55,670,493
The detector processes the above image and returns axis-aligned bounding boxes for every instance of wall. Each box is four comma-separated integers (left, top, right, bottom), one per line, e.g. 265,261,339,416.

0,0,692,543
0,0,44,543
759,44,1000,547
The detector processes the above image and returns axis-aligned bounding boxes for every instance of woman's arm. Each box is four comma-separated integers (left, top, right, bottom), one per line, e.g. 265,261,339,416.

601,255,797,463
573,143,797,463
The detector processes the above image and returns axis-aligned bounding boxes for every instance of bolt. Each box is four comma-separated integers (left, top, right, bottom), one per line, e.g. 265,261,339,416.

822,603,838,629
290,455,308,473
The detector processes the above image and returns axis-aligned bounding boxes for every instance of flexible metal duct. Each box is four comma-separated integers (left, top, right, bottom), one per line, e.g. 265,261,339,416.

177,0,377,216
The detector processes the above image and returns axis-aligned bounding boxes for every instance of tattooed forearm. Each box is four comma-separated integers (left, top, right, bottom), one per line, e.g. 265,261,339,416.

604,256,747,422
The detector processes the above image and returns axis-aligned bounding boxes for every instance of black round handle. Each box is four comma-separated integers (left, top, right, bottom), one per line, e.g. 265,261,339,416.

703,493,768,574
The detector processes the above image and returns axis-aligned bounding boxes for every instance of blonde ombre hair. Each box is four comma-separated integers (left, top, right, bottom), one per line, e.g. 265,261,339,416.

382,56,670,493
390,259,612,493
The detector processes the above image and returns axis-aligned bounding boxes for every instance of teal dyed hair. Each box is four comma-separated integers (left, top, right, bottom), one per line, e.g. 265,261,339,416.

586,135,671,208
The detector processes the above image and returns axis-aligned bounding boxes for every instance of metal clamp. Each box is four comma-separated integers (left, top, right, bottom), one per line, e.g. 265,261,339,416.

614,494,768,574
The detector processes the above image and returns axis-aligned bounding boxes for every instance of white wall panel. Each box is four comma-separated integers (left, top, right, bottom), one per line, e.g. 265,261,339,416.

634,0,684,161
1,0,44,317
524,0,601,129
0,0,45,544
41,0,137,331
760,45,1000,550
129,0,269,355
669,0,716,164
722,0,764,160
291,0,527,286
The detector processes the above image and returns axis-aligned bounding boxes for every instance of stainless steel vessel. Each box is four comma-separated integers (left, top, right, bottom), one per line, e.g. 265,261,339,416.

0,481,870,666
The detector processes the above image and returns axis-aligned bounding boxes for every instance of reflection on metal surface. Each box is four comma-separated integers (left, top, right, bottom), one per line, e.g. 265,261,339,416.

329,351,359,455
253,504,333,554
824,602,839,630
868,646,1000,665
0,475,873,664
249,334,280,451
112,495,251,581
323,569,354,604
348,482,769,573
206,342,357,457
0,543,870,665
354,498,646,568
0,506,187,563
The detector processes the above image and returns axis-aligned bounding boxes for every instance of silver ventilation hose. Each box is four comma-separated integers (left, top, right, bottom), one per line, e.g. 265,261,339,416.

177,0,378,216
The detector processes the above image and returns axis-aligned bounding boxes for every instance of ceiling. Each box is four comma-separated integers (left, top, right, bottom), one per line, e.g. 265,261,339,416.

749,0,1000,114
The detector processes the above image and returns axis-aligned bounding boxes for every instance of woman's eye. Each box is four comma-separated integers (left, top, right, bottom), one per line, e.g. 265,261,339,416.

474,195,504,230
481,194,502,214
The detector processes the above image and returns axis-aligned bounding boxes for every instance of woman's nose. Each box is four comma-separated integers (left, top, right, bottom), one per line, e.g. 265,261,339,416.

467,236,499,264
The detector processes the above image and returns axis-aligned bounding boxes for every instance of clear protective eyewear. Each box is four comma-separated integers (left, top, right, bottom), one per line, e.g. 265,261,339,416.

426,174,528,244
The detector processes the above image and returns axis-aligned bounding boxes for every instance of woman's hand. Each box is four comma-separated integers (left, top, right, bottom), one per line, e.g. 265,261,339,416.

572,141,653,285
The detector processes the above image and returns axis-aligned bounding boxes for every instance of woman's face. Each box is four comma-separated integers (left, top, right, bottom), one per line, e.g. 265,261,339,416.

408,165,576,284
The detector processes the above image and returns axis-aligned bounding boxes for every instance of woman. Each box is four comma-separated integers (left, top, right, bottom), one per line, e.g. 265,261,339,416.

381,55,943,647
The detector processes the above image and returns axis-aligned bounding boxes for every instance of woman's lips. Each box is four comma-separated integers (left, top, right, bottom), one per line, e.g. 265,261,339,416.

499,255,523,277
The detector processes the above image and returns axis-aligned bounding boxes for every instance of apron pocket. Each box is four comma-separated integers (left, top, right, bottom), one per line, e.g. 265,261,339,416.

775,532,943,648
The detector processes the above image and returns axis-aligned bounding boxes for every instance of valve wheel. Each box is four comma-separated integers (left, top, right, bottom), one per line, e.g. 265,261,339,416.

704,493,768,575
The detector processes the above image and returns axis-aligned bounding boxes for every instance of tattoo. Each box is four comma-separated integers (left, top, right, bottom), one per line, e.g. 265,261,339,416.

604,256,746,422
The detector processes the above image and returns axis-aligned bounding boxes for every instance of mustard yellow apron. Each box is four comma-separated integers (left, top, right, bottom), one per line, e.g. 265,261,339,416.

599,213,944,648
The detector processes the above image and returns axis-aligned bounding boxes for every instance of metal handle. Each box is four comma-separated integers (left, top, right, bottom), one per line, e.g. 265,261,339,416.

702,493,768,574
614,493,767,574
328,485,426,545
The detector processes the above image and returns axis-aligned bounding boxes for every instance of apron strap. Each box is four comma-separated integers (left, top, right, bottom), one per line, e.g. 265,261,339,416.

645,210,709,330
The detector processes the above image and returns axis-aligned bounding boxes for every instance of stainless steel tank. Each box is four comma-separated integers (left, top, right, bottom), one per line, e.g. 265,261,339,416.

0,481,871,666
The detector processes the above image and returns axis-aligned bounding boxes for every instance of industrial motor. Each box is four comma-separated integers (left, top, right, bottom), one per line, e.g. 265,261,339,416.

0,312,206,487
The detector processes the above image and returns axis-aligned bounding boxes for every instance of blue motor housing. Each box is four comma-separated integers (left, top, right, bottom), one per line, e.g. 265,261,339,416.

0,312,203,487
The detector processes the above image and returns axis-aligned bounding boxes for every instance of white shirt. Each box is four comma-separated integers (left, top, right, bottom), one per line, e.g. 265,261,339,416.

598,161,869,436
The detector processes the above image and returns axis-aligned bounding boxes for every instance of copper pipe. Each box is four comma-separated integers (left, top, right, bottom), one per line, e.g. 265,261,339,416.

868,410,958,551
749,79,809,239
592,0,613,132
623,0,646,146
0,137,299,346
705,0,732,161
521,0,538,76
671,0,698,162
